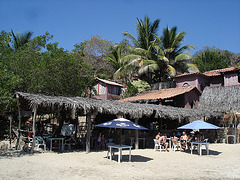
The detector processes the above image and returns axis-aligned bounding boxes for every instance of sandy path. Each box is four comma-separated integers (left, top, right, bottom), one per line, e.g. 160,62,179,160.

0,144,239,180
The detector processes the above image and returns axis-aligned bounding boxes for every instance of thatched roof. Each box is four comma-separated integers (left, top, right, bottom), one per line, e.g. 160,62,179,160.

199,85,240,113
15,92,221,121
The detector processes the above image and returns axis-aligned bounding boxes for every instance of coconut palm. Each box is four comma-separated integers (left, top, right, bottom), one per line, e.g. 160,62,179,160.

11,29,33,50
160,26,198,76
122,16,160,52
104,44,140,83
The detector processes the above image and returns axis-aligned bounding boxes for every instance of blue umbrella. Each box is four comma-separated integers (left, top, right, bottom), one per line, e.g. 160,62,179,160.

177,120,220,130
95,118,148,145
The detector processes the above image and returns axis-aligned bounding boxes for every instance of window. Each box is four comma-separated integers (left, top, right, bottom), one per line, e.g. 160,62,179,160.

238,72,240,83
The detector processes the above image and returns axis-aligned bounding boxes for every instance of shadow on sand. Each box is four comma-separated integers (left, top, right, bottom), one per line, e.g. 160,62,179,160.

104,154,153,163
182,149,222,156
0,149,44,158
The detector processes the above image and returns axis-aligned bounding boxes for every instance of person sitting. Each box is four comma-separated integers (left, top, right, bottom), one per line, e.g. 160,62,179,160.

159,133,169,152
155,132,161,142
171,133,179,143
187,131,195,150
180,131,188,151
171,133,180,151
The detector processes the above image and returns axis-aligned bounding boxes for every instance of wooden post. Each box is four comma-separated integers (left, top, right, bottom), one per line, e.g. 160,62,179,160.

9,115,12,148
135,119,139,149
15,97,22,150
86,113,91,153
31,105,37,153
234,112,237,144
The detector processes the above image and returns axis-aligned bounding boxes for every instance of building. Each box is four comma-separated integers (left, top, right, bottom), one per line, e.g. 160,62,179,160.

92,78,123,100
121,67,240,109
121,86,200,109
174,67,240,93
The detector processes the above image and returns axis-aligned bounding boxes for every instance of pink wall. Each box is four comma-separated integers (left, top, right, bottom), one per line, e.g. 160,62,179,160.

224,73,240,86
184,90,199,109
175,75,208,93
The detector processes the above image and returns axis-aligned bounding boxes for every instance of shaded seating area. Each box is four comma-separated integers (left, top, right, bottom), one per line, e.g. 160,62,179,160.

13,92,221,153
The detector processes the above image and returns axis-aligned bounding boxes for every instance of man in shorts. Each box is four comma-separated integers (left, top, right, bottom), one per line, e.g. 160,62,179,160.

159,133,169,152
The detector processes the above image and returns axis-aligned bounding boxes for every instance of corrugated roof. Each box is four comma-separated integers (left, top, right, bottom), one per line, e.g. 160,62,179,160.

97,78,123,87
121,86,198,102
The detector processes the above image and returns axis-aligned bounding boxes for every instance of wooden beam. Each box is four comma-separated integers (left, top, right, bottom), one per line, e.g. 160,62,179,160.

9,115,12,148
31,105,37,153
135,119,139,149
86,113,91,153
15,97,22,150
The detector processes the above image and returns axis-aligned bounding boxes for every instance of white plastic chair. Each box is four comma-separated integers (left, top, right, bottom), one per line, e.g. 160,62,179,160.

153,139,165,152
63,137,71,151
172,140,181,152
28,136,46,151
36,137,46,151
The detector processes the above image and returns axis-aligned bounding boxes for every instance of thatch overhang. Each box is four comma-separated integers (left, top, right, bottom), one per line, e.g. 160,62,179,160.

15,92,221,121
199,85,240,113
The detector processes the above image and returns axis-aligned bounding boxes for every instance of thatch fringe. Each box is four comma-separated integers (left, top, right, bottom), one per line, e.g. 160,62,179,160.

15,92,221,121
199,85,240,113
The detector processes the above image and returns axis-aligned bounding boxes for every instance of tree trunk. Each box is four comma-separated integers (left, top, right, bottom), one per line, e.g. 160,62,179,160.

15,98,22,150
86,113,92,153
31,105,37,153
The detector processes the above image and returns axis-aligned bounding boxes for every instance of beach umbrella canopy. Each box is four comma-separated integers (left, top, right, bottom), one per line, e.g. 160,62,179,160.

95,118,148,130
177,120,220,130
95,118,148,145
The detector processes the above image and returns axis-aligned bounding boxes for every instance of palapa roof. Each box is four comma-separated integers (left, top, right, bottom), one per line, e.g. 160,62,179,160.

199,85,240,113
121,86,199,102
15,92,220,121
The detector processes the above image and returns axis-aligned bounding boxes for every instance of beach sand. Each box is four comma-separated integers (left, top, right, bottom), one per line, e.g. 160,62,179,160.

0,144,239,180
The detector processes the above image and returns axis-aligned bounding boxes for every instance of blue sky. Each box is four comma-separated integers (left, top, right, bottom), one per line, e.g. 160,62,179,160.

1,0,239,54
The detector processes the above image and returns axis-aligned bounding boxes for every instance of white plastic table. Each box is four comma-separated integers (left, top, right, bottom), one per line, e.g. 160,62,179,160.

190,142,210,156
108,144,132,163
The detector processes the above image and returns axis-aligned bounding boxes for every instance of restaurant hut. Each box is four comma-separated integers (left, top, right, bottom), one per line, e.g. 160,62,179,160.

198,85,240,143
15,92,221,152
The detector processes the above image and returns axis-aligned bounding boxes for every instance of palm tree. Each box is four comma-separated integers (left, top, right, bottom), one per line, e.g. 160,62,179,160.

122,16,160,52
104,44,140,83
11,29,33,50
160,26,198,76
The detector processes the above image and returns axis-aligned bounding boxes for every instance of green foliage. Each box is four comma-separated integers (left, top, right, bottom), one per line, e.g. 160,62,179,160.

131,79,151,93
121,82,138,98
0,63,21,115
11,29,33,50
74,35,114,79
122,18,197,84
192,47,231,72
0,30,95,116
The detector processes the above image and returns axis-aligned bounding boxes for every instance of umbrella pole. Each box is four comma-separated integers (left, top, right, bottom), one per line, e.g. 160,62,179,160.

120,128,122,146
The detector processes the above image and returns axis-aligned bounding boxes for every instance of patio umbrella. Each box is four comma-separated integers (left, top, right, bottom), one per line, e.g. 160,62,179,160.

95,118,148,145
177,120,220,130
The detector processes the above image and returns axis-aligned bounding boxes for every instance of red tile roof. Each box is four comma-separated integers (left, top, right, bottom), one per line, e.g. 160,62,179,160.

97,78,123,87
174,67,239,78
203,67,239,76
121,86,198,102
